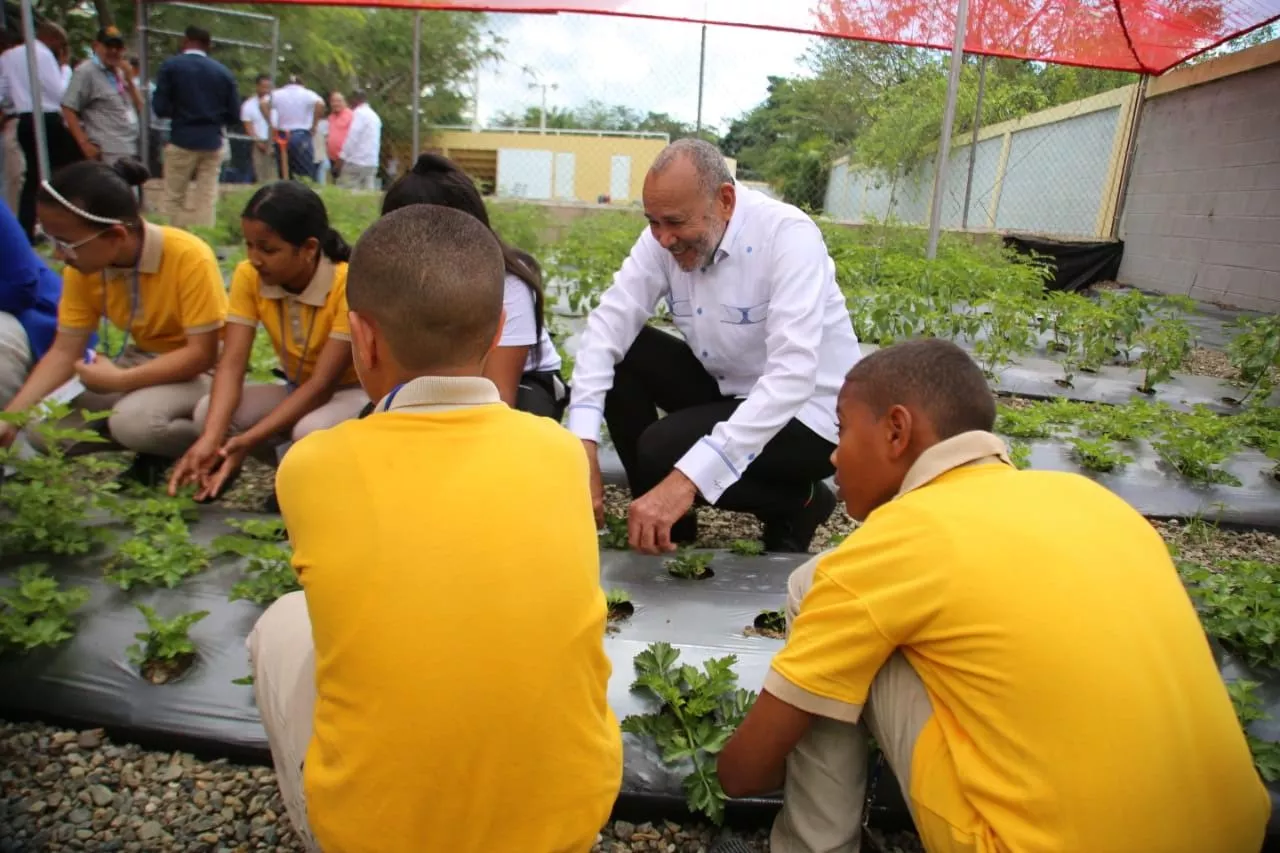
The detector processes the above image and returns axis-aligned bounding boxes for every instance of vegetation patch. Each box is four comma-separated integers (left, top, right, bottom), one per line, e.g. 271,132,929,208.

666,549,714,580
127,604,209,685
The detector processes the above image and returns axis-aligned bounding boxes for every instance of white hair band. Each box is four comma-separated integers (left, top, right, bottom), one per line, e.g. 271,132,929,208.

40,180,124,226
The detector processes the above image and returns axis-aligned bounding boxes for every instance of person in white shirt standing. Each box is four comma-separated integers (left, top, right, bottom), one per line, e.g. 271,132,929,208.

569,138,862,555
241,74,279,183
271,72,323,181
336,90,380,191
0,21,81,241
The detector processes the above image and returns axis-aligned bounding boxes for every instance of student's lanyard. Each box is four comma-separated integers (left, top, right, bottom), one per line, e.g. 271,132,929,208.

381,382,406,412
101,268,141,362
277,299,319,389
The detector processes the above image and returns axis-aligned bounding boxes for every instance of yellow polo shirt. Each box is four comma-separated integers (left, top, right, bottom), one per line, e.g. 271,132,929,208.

768,431,1269,853
227,259,358,386
276,376,622,853
58,221,227,354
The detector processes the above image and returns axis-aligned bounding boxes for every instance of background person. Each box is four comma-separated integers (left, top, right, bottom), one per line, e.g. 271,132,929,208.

61,26,143,167
271,72,323,181
0,159,228,487
0,21,81,241
715,338,1271,853
335,90,379,190
0,198,67,407
170,182,367,503
380,153,565,417
568,138,861,554
152,25,240,228
324,90,351,178
241,73,279,183
249,204,622,853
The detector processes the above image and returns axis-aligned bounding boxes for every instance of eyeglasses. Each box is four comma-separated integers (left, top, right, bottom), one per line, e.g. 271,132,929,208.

35,225,113,260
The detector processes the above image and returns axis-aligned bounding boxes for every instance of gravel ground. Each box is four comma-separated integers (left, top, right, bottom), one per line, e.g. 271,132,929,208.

1182,346,1239,381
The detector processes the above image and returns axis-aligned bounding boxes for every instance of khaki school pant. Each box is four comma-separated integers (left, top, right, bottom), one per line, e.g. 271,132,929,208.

26,347,209,459
251,143,278,184
163,143,221,229
193,383,367,462
0,311,32,410
771,552,937,853
248,592,321,852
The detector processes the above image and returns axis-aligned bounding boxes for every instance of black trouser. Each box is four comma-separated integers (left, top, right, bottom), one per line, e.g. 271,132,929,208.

604,326,836,540
17,112,83,240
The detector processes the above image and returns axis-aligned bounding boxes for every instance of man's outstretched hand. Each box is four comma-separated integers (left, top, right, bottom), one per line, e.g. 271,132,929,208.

629,470,697,555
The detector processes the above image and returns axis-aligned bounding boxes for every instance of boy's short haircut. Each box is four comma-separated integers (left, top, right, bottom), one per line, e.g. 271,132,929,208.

842,338,996,438
347,204,505,372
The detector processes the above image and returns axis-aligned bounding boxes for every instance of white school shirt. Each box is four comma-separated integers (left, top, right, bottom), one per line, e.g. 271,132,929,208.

272,83,322,131
500,273,562,374
240,95,279,141
339,102,381,168
0,42,65,114
566,186,862,504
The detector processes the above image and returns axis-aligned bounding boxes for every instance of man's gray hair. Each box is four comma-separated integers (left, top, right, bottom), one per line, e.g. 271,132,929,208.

650,138,734,199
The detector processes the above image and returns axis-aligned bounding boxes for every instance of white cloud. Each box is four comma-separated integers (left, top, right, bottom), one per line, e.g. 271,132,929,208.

473,12,817,133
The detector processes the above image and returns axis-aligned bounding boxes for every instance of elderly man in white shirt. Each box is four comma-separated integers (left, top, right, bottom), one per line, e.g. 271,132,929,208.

336,90,380,191
570,139,862,555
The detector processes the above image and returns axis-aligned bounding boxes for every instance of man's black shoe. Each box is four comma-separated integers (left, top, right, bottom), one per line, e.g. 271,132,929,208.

762,481,837,553
116,453,170,490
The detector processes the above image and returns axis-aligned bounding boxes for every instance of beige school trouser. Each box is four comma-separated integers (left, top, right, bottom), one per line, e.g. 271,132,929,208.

772,552,936,853
26,347,209,459
251,143,278,184
248,591,321,852
0,312,33,409
163,144,221,228
193,383,368,461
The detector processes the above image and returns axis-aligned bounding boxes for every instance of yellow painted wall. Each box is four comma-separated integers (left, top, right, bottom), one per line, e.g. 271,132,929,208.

429,129,669,204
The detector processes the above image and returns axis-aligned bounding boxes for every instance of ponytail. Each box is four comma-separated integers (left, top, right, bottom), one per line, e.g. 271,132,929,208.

321,227,351,263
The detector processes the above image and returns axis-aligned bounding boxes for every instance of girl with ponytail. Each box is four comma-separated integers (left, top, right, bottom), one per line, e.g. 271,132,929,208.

380,153,566,419
170,181,367,503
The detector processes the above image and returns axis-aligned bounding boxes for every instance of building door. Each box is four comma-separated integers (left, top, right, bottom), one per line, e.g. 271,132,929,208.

610,155,632,202
496,149,553,199
554,152,576,200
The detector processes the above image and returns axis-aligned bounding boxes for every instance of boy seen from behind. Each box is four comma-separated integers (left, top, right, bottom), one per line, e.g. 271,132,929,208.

249,204,623,853
716,338,1269,853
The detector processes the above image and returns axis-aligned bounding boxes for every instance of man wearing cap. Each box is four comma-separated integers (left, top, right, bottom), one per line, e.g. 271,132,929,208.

62,26,143,167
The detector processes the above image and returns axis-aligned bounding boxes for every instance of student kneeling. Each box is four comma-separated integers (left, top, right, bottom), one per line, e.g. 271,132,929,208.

717,339,1270,853
169,182,367,502
247,204,622,853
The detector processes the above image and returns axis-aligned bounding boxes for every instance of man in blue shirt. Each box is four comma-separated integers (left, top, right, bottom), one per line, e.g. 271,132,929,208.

0,201,68,408
152,26,239,228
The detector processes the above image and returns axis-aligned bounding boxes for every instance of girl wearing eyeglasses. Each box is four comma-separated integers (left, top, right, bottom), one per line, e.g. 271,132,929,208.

0,158,228,487
168,181,366,505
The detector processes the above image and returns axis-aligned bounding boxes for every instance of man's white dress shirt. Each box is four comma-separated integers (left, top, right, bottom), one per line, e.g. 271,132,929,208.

0,42,65,114
567,185,862,504
272,83,322,132
339,102,381,168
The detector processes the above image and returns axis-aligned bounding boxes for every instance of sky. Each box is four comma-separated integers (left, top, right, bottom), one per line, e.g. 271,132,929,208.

473,12,820,134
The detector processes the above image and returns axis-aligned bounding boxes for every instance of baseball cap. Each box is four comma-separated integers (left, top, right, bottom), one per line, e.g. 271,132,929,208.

96,26,126,46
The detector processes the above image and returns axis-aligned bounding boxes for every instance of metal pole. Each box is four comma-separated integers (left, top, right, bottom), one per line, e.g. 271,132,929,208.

695,24,706,136
137,0,150,173
20,0,50,185
268,17,278,90
925,0,971,260
961,55,987,230
539,84,546,135
411,11,421,154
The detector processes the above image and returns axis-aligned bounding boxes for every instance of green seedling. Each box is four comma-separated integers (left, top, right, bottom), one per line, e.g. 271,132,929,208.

620,642,756,824
1008,442,1032,470
1227,679,1280,783
1135,313,1193,394
105,514,210,590
995,405,1058,440
751,608,787,639
729,539,765,557
1068,437,1134,474
599,513,630,551
604,588,634,620
0,565,91,652
213,523,299,607
666,548,714,580
127,604,209,685
1152,407,1243,486
1180,559,1280,672
1226,315,1280,405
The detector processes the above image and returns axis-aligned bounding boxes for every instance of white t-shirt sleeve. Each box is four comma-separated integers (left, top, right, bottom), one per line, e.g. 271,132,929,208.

499,273,539,348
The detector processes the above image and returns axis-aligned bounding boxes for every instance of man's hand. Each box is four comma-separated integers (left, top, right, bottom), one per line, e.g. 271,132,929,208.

197,436,250,501
629,470,697,555
168,434,222,497
0,421,18,450
583,439,604,529
74,356,127,393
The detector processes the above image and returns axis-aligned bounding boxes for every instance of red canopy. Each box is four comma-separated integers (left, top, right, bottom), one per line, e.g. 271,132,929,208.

193,0,1279,74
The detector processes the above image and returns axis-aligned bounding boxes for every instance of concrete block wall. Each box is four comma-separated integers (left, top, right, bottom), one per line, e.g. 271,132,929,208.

1117,57,1280,312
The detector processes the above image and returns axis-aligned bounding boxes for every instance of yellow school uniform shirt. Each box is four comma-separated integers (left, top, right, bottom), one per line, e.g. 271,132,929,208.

276,376,622,853
768,431,1270,853
58,221,227,353
227,258,358,386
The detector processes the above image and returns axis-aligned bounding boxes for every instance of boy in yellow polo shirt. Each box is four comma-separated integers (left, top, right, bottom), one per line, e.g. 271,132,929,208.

716,338,1269,853
247,204,622,853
